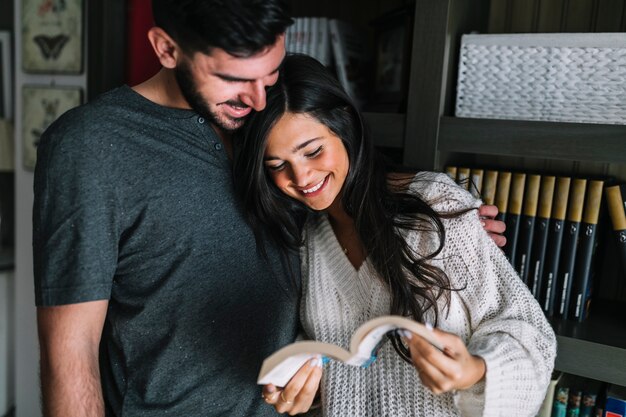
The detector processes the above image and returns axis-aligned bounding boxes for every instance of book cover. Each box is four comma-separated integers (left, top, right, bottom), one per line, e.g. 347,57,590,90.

605,184,626,277
567,389,583,417
470,168,484,198
541,177,571,315
537,372,562,417
285,20,297,53
317,17,331,66
517,174,541,284
481,170,499,206
504,173,526,267
569,180,604,322
445,166,457,181
495,171,512,223
554,386,570,417
529,176,556,298
257,316,443,387
456,167,471,190
555,178,587,319
580,391,597,417
328,19,371,108
308,17,319,60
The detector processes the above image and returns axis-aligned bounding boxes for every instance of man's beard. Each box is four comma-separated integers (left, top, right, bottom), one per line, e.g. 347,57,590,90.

174,60,248,133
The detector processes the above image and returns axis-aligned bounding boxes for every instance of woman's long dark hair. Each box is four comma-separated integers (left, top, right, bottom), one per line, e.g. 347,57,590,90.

233,54,463,362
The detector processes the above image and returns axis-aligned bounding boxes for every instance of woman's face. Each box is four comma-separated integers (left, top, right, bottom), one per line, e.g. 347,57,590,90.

263,112,350,211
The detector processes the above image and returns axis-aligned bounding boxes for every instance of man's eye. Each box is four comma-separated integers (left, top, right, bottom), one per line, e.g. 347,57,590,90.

305,146,323,158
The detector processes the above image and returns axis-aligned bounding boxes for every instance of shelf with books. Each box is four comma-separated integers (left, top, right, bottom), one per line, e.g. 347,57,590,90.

550,301,626,386
438,117,626,164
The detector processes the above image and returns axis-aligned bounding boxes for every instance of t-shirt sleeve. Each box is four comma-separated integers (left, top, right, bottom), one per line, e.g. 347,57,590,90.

33,113,120,306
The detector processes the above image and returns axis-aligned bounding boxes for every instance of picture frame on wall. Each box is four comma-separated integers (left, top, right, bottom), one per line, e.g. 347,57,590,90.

367,5,414,112
22,85,82,170
22,0,84,74
0,31,12,119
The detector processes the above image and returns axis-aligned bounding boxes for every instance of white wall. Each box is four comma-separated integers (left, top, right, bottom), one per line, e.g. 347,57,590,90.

13,2,88,416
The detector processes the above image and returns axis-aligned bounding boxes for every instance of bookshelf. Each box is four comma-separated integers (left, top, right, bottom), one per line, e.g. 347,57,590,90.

290,0,626,389
404,0,626,389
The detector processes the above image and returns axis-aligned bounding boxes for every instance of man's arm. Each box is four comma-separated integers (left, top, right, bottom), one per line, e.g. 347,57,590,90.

37,300,109,417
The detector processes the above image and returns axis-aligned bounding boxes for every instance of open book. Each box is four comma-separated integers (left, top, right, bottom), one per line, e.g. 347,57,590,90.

257,315,443,387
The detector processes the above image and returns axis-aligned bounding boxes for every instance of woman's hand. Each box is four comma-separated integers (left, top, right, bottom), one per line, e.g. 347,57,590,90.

479,204,506,247
262,356,323,415
403,328,486,395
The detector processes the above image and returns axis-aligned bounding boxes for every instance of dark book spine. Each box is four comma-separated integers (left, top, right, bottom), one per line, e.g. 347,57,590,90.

541,177,571,316
555,179,587,319
517,175,541,285
569,181,604,321
530,176,556,298
494,171,511,223
606,185,626,276
504,173,526,267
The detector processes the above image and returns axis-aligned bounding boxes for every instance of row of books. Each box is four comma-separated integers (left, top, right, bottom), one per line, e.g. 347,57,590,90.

539,372,626,417
606,184,626,277
285,17,370,107
446,166,613,322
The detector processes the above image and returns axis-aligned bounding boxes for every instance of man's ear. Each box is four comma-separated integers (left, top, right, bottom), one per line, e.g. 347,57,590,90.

147,27,180,69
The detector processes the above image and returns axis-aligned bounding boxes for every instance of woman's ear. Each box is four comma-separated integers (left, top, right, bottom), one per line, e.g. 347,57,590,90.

147,27,180,69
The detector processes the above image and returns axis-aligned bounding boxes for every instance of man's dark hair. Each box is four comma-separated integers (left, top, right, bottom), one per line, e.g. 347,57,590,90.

152,0,293,57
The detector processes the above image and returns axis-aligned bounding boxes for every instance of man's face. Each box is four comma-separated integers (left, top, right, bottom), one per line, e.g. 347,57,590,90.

174,35,285,132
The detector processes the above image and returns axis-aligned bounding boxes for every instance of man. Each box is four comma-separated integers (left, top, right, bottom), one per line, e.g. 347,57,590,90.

35,1,298,416
34,1,505,416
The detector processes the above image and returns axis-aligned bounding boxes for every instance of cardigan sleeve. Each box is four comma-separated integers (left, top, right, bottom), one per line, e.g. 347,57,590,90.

415,173,556,417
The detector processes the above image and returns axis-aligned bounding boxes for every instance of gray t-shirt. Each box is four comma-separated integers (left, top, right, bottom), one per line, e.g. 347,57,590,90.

33,86,300,416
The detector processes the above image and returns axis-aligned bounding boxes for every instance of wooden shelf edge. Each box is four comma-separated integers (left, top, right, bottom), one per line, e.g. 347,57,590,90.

555,336,626,386
438,117,626,164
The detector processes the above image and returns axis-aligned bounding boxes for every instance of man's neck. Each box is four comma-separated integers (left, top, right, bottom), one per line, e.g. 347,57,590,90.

132,68,190,109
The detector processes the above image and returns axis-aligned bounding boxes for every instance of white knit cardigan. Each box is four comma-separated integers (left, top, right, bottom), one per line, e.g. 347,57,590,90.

300,172,556,417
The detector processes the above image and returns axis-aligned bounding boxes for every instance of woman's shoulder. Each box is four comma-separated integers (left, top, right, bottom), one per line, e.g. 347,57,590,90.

392,171,481,213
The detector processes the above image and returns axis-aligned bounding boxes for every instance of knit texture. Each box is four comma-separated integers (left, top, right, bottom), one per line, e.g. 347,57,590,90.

300,172,556,417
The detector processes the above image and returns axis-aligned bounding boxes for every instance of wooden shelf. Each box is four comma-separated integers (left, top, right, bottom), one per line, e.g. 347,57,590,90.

438,117,626,164
550,302,626,386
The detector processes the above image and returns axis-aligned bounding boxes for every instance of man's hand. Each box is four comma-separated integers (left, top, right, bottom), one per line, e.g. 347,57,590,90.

478,204,506,247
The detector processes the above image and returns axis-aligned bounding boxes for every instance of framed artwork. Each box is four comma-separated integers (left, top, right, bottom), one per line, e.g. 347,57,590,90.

0,31,12,119
22,85,82,170
22,0,84,74
369,5,414,112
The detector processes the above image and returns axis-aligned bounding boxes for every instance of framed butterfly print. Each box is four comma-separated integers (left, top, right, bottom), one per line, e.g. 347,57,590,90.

22,85,82,170
22,0,84,74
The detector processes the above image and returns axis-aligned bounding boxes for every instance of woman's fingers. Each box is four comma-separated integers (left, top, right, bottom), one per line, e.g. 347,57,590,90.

405,328,485,394
267,355,323,415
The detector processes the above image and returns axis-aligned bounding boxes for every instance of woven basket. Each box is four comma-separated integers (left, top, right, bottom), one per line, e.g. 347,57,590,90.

455,33,626,124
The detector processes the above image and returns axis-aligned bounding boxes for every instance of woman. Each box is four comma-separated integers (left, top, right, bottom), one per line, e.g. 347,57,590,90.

233,54,556,417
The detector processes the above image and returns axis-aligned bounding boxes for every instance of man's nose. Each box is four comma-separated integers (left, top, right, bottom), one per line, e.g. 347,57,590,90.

241,80,267,111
